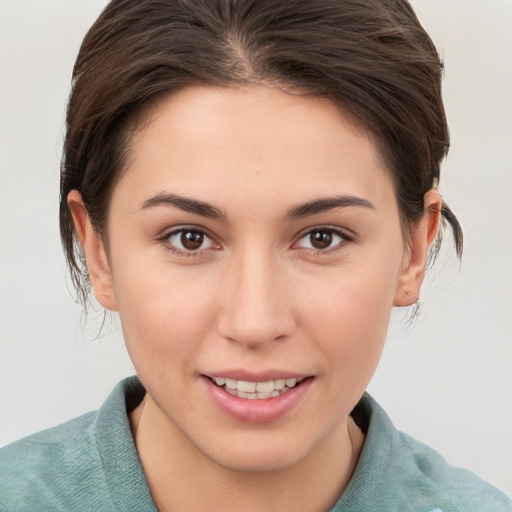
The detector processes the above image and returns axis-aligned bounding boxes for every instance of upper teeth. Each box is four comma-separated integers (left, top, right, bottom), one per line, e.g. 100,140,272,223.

213,377,302,392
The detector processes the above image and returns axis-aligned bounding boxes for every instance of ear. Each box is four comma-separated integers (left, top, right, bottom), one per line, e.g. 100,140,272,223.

393,190,442,307
67,190,119,311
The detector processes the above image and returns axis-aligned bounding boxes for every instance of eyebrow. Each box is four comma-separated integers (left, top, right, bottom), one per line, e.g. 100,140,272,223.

140,193,227,221
139,192,374,222
284,195,375,220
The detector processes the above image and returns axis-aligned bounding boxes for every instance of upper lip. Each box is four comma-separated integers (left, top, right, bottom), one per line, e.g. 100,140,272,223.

202,370,313,382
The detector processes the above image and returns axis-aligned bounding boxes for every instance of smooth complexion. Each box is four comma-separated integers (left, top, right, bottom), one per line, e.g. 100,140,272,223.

69,86,441,511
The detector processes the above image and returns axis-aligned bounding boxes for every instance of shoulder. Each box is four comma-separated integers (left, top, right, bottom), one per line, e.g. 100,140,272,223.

333,393,512,512
0,411,107,512
0,377,154,512
397,430,512,512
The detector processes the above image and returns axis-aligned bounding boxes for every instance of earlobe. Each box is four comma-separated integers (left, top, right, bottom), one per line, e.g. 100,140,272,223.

393,190,442,307
67,190,119,311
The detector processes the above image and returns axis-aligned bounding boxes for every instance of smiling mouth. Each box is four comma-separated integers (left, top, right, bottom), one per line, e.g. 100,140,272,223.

208,376,309,399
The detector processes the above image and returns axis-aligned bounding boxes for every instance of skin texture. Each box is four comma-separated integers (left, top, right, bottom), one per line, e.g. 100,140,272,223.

69,86,441,511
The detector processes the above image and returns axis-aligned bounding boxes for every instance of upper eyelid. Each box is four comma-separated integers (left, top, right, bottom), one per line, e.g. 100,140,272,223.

294,225,353,241
158,227,220,257
159,225,214,239
291,227,354,256
157,225,219,249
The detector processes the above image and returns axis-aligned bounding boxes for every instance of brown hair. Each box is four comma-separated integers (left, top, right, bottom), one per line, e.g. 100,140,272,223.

60,0,463,306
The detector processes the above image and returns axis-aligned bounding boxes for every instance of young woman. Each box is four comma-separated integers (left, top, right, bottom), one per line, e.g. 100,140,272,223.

1,1,510,510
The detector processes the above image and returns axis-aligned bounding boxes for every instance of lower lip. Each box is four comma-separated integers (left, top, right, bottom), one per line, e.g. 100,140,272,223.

203,376,313,424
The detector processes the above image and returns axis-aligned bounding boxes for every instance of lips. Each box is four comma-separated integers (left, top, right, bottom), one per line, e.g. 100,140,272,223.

203,373,314,423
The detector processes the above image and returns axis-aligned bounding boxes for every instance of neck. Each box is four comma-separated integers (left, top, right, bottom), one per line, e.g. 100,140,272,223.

130,394,364,512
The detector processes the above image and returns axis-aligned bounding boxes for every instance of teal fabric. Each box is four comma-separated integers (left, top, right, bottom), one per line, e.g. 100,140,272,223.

1,376,510,512
0,377,155,512
329,396,512,512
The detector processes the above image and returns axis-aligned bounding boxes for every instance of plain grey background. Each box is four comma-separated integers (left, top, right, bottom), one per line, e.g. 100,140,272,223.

1,0,511,494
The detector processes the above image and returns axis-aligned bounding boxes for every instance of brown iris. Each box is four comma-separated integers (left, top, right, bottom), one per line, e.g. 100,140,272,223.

309,230,333,249
181,230,204,250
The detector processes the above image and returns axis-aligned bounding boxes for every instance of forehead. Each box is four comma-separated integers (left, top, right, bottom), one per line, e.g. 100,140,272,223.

116,85,395,216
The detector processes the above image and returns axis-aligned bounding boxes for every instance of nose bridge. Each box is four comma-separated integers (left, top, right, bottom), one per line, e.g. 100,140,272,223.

218,245,294,348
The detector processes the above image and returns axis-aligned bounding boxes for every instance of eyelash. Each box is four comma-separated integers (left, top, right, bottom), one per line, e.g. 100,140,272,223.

157,226,353,258
157,227,219,258
293,226,353,256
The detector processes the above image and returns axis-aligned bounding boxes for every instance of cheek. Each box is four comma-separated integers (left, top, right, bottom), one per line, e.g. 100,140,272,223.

299,255,399,382
111,258,220,373
302,254,398,331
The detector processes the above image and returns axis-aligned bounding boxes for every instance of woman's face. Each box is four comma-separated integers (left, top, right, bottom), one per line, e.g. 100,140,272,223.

76,86,431,472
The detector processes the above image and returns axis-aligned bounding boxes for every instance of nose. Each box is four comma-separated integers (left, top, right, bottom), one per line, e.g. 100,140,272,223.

217,251,296,349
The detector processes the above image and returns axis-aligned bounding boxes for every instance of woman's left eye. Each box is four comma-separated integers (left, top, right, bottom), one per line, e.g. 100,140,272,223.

165,228,217,253
295,228,348,251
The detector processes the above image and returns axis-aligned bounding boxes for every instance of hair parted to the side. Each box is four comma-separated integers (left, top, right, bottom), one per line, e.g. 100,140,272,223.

60,0,463,307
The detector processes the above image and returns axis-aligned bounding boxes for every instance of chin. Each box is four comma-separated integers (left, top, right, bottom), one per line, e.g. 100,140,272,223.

193,426,325,474
208,445,307,474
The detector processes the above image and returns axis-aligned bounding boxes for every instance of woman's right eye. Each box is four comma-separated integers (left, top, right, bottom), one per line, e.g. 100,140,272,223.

165,228,218,254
